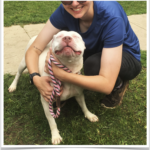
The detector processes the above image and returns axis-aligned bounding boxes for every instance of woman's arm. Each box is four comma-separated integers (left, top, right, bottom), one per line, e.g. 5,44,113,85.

25,19,60,74
50,44,123,94
25,19,60,102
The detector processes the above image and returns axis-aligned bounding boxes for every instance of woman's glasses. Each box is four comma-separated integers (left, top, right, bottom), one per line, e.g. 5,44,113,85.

61,1,86,5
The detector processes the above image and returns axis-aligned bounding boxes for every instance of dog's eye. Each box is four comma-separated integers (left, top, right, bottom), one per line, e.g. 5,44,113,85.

56,36,61,39
73,35,80,39
56,34,63,39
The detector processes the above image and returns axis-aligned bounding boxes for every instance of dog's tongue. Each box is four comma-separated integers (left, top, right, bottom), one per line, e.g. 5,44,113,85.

55,47,81,56
63,47,81,56
62,47,74,56
75,51,81,55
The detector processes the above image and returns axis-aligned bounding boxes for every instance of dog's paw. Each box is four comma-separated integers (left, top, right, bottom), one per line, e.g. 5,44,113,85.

85,111,99,122
8,84,17,93
52,134,63,145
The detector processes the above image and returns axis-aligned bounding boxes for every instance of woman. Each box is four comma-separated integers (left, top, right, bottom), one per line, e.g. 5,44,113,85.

25,1,141,109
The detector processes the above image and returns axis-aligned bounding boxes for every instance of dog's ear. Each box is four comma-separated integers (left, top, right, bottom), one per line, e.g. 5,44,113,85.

50,38,54,47
50,34,56,46
53,34,57,39
83,41,86,50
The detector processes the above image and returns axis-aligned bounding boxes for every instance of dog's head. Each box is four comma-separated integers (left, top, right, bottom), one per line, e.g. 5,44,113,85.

51,31,86,62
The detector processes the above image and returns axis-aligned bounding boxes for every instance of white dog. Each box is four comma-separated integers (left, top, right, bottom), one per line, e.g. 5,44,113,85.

8,31,99,145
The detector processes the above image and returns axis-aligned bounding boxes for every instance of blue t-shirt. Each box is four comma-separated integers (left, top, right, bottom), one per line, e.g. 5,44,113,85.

50,1,141,61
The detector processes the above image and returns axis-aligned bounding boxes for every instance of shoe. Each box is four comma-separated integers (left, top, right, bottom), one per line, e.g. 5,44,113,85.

100,81,129,109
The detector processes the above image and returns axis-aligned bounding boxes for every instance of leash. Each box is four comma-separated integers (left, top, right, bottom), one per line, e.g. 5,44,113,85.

48,55,72,118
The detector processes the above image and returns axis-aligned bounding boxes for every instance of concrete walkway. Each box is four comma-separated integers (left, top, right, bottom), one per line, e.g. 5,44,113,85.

4,14,147,75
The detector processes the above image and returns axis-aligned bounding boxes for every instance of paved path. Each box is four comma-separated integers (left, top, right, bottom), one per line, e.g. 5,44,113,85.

4,14,147,75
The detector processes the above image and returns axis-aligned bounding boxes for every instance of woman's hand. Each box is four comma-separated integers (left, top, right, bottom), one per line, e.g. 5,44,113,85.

44,49,51,74
33,75,53,102
44,47,67,81
42,47,64,101
33,75,64,102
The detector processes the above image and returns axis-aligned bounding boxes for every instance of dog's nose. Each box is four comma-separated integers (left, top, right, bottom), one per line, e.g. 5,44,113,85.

62,36,72,43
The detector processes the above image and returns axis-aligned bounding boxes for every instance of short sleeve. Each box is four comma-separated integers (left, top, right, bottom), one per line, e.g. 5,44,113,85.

102,17,125,48
49,4,67,30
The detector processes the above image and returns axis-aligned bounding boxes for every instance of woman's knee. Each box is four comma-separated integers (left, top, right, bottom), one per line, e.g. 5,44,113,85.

119,51,142,80
84,52,101,76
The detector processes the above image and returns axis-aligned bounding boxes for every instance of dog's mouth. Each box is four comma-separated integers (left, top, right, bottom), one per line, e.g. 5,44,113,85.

55,46,82,56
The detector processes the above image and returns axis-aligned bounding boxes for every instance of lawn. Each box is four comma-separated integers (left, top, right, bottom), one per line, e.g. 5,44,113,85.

4,1,146,27
3,1,147,145
4,51,147,145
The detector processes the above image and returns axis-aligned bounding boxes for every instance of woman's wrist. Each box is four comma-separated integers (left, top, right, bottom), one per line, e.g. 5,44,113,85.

58,70,68,82
33,75,41,86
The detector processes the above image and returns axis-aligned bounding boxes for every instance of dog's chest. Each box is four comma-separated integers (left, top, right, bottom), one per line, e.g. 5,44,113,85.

60,83,83,101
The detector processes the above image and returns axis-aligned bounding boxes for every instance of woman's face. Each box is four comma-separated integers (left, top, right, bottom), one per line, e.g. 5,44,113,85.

62,1,93,19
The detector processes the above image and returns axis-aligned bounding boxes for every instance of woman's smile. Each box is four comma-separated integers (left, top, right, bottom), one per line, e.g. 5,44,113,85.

62,1,92,19
71,6,83,13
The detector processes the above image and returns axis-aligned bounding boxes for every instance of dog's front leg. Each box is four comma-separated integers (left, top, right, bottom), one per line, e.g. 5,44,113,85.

75,93,99,122
40,96,63,145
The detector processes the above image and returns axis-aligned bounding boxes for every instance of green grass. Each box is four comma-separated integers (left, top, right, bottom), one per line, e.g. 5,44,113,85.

4,1,146,27
4,51,146,145
118,1,147,15
4,1,61,27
